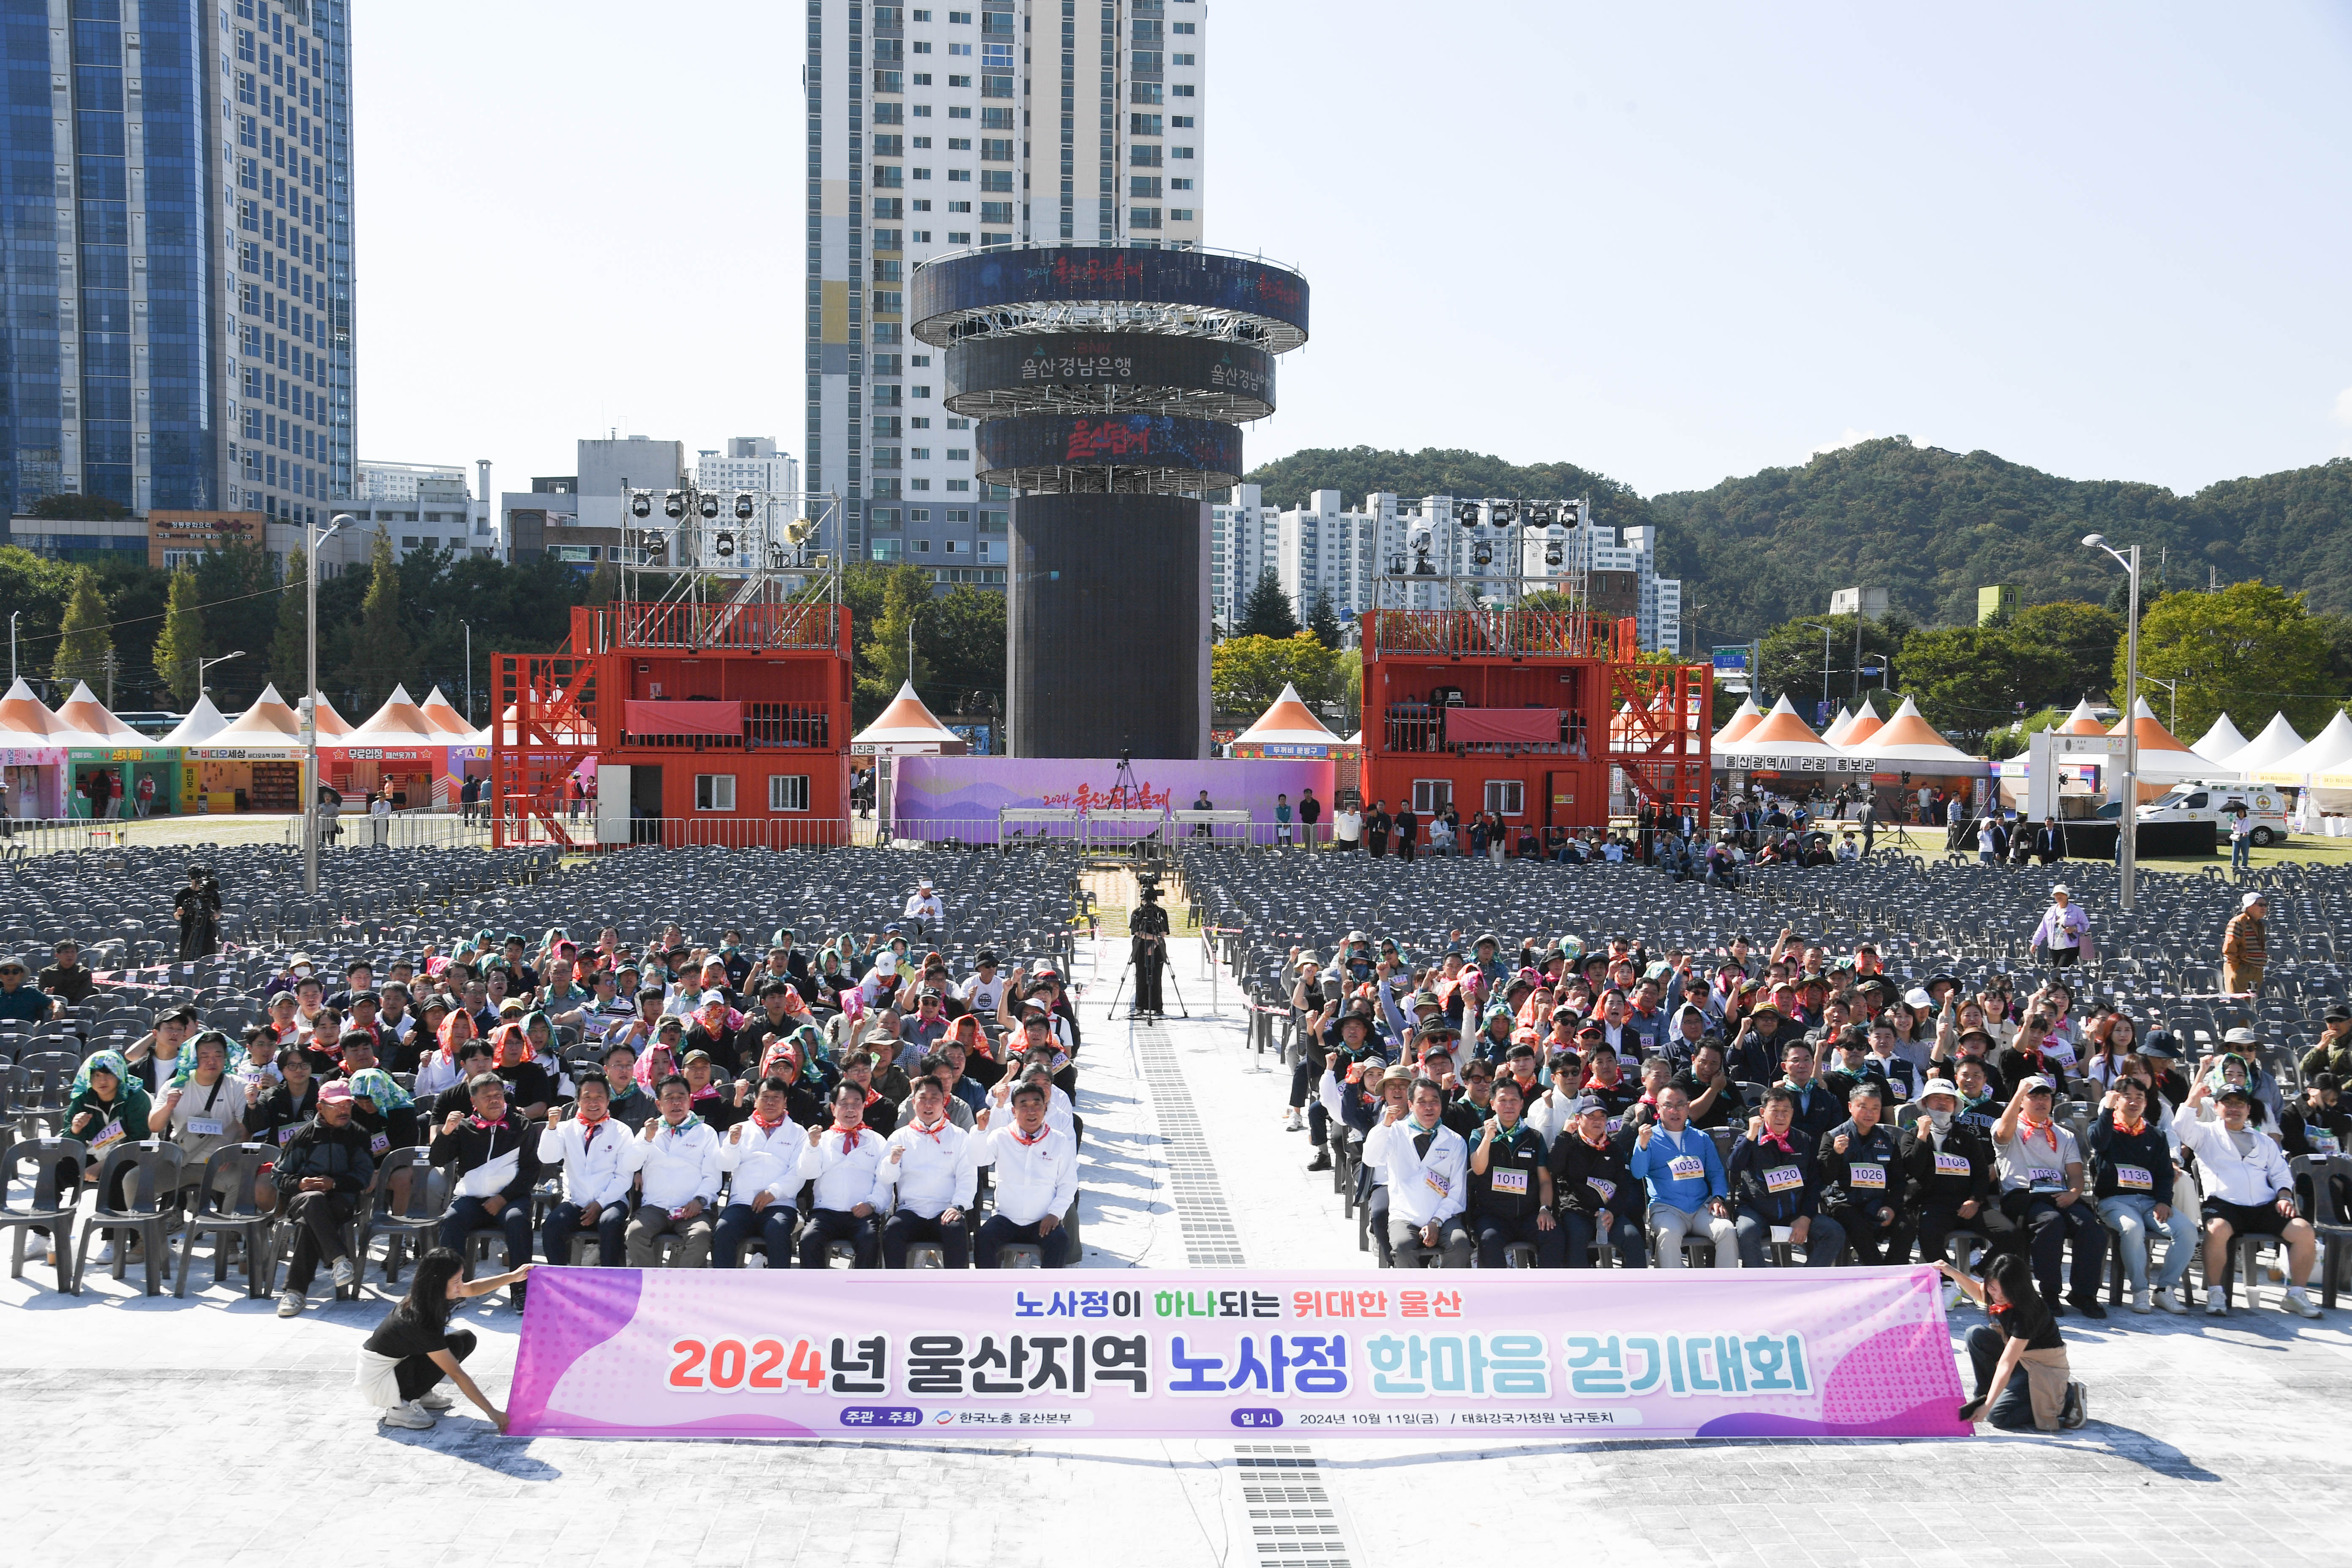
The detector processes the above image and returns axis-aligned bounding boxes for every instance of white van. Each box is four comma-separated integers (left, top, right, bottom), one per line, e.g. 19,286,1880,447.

2112,783,2294,845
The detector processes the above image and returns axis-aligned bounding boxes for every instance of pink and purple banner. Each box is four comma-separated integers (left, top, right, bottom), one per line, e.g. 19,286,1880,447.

891,757,1334,842
509,1266,1968,1441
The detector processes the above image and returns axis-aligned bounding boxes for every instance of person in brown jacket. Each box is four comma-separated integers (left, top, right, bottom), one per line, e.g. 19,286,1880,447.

2222,891,2268,996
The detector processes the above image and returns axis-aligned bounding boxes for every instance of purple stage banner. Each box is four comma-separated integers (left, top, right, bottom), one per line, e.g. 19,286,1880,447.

509,1267,1968,1441
893,757,1332,841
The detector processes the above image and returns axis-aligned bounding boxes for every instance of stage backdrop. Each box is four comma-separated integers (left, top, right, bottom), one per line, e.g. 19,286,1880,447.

892,757,1332,841
509,1266,1968,1441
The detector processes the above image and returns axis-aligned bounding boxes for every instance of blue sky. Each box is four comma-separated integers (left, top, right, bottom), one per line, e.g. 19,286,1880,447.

356,1,2352,500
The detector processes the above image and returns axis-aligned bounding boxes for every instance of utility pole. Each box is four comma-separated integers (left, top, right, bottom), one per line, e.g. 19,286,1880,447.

103,648,116,707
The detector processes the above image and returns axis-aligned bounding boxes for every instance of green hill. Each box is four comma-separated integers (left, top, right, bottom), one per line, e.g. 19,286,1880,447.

1243,439,2352,637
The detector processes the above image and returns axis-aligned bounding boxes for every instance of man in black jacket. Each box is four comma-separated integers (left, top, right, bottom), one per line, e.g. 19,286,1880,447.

1728,1087,1846,1266
431,1073,541,1307
1393,804,1418,862
1817,1083,1908,1264
273,1081,375,1318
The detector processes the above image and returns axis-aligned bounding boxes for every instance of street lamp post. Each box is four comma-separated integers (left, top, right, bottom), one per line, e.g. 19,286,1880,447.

196,650,245,698
2083,534,2140,910
303,514,354,895
1802,622,1835,722
7,610,18,683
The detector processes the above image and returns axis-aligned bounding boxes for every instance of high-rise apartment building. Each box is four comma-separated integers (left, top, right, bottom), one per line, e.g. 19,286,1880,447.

0,0,353,525
806,0,1207,584
694,436,800,504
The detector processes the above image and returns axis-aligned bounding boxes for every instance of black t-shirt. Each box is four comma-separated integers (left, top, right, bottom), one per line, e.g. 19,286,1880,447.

364,1300,453,1361
1990,1296,2063,1351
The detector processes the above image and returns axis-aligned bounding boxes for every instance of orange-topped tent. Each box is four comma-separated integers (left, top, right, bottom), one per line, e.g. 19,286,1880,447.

52,681,148,744
1852,697,1988,772
183,682,306,811
1714,694,1845,768
2057,699,2108,735
1840,703,1884,748
852,680,967,752
0,677,68,817
1229,681,1344,758
1713,696,1762,746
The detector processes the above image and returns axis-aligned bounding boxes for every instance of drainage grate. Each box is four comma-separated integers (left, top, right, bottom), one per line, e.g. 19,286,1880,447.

1233,1445,1355,1568
1131,1019,1249,1266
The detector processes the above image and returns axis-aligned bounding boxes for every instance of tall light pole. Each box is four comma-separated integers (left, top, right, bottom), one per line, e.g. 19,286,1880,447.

196,650,244,699
1802,622,1835,724
7,610,18,682
303,514,353,894
2083,534,2140,910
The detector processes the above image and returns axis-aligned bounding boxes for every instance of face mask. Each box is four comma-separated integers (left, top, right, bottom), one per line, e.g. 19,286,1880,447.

1926,1108,1954,1132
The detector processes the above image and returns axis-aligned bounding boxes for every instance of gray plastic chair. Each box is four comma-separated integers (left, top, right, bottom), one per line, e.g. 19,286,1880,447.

0,1136,85,1293
72,1139,185,1296
175,1142,277,1298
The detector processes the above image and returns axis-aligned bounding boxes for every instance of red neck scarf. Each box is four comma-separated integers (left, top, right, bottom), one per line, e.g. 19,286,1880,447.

2020,1114,2058,1149
1014,1123,1050,1146
1758,1127,1797,1157
914,1116,949,1144
835,1124,864,1154
751,1108,786,1132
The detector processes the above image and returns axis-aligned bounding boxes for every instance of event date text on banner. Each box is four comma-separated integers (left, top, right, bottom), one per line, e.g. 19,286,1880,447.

507,1267,1968,1440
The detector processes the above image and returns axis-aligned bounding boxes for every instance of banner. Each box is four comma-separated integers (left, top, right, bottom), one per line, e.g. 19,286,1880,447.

509,1266,1968,1441
892,757,1333,841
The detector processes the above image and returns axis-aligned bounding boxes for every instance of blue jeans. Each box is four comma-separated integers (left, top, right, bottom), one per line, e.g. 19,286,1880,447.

2099,1192,2194,1292
714,1201,801,1267
442,1193,533,1273
2232,836,2251,874
1561,1209,1648,1267
1734,1210,1847,1266
1966,1324,2041,1431
540,1198,629,1265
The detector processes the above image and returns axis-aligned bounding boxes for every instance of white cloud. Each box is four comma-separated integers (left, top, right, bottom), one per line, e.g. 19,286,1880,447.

1806,428,1879,458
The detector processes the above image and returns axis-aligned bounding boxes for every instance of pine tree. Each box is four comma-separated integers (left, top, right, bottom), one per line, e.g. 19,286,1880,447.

270,546,310,692
50,567,112,689
1239,568,1300,639
152,566,205,706
1307,591,1346,650
343,529,411,708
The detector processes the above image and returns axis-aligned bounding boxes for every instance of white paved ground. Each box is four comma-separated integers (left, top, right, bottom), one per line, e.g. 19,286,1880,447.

5,934,2348,1568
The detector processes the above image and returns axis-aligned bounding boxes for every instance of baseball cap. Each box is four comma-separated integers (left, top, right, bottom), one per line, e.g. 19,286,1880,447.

2216,1082,2253,1102
1917,1078,1961,1103
874,953,899,976
1570,1094,1608,1117
317,1081,354,1104
2019,1075,2055,1094
2243,891,2267,907
2223,1026,2260,1047
698,988,729,1008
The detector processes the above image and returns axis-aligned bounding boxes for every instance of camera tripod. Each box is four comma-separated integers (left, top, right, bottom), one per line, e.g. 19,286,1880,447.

1107,935,1189,1020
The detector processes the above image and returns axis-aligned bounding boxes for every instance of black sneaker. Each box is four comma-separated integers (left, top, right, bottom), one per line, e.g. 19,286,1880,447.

1305,1151,1332,1172
2068,1295,2108,1320
2061,1380,2089,1429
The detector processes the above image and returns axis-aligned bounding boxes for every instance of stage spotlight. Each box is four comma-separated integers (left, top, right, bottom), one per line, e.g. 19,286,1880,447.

1473,540,1494,567
735,492,756,519
662,490,686,520
699,493,721,520
1544,544,1564,567
1455,501,1481,525
629,490,652,519
1490,501,1517,526
713,530,737,557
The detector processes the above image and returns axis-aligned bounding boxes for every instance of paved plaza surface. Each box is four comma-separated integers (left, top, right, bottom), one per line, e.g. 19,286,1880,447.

5,935,2349,1568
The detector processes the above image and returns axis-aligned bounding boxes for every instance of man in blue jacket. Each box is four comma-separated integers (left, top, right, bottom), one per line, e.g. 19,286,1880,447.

1631,1085,1737,1267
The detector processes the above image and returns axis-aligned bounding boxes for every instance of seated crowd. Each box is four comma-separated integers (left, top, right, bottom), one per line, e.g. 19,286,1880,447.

1278,926,2345,1319
16,922,1086,1315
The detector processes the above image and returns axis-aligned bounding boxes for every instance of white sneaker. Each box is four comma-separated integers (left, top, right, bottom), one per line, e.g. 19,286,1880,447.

2156,1287,2186,1314
2204,1286,2227,1316
2131,1289,2151,1315
331,1256,357,1289
94,1240,115,1265
1282,1109,1302,1132
378,1401,435,1429
275,1288,305,1318
2283,1288,2321,1320
416,1390,455,1412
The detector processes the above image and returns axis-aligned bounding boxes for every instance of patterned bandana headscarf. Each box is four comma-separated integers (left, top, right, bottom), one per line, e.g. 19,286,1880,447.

73,1048,135,1100
345,1067,414,1111
437,1011,476,1062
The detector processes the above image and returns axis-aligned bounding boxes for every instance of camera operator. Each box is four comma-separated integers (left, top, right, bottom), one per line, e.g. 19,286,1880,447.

175,864,223,960
1130,874,1171,1016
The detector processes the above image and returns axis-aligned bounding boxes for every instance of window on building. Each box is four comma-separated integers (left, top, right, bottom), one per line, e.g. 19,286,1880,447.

912,103,932,116
769,775,811,812
912,40,931,52
914,539,933,553
694,775,737,812
1170,208,1195,222
1173,52,1195,64
1173,84,1195,96
1173,19,1195,31
1171,115,1195,128
910,447,931,460
1170,178,1192,191
1412,779,1454,815
1484,780,1525,817
913,72,932,84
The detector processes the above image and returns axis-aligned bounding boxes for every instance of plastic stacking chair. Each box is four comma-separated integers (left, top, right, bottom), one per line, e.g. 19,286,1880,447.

367,1148,447,1286
0,1136,86,1293
72,1139,185,1296
175,1143,278,1298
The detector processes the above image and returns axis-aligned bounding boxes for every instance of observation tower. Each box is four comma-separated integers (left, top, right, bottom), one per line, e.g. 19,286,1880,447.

912,246,1310,758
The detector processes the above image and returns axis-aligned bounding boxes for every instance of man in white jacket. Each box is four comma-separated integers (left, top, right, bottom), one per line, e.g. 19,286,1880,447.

713,1078,807,1267
874,1076,977,1267
2177,1080,2320,1318
621,1076,722,1267
970,1081,1079,1267
1365,1077,1471,1267
536,1073,633,1265
797,1082,887,1267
